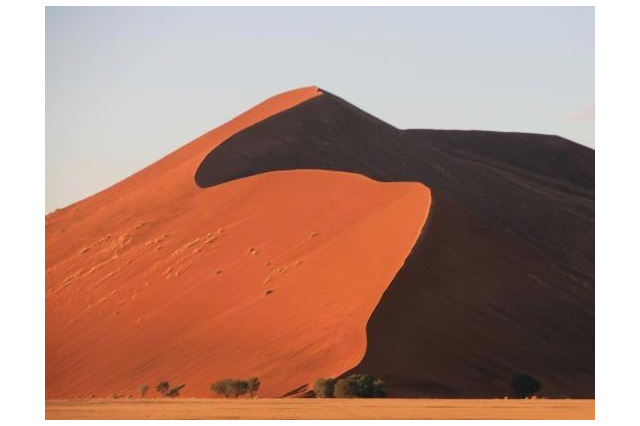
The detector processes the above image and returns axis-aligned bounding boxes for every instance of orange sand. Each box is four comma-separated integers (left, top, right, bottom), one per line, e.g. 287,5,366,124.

45,398,595,420
46,87,431,398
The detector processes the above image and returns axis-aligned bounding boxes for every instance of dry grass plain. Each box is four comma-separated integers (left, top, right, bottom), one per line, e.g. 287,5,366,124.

45,398,595,420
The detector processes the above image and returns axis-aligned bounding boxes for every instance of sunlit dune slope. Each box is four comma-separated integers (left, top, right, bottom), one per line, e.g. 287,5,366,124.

45,87,430,398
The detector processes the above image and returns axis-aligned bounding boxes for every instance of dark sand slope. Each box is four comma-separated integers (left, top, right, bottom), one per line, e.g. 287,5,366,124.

196,90,594,397
196,91,594,276
349,197,593,397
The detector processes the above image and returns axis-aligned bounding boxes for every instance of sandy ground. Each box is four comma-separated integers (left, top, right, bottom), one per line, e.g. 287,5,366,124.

45,398,595,420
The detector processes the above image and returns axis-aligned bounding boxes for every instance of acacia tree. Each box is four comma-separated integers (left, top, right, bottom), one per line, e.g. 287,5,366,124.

227,379,249,398
313,378,337,398
333,374,387,398
211,378,259,398
334,378,357,398
211,379,234,398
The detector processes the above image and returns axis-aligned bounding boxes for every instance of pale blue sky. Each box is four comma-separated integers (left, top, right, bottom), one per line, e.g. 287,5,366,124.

46,6,594,212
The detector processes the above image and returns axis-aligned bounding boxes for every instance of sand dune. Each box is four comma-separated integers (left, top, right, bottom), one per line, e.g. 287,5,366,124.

45,87,430,398
193,89,594,398
46,86,593,399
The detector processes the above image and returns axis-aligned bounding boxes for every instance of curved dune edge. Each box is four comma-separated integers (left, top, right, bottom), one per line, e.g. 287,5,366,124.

46,170,431,398
46,84,432,398
187,87,594,398
50,85,323,213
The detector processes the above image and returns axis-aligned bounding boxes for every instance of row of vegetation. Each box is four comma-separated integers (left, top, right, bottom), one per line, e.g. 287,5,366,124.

137,378,260,399
211,377,261,398
138,382,187,398
314,374,387,398
136,373,540,399
315,373,541,399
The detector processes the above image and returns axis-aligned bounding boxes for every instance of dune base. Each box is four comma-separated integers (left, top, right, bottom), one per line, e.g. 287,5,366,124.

45,398,595,420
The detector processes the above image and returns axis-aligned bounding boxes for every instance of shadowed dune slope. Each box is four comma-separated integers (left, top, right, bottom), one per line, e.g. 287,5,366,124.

46,87,431,398
347,197,593,397
196,91,594,276
195,89,594,397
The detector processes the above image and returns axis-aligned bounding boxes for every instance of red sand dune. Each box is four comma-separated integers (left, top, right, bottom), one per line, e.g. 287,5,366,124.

47,86,594,399
45,87,430,398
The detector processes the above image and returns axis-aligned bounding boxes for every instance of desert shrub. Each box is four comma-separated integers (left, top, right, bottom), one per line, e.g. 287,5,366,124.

139,384,149,398
247,377,261,397
211,379,234,398
227,379,250,398
211,378,257,398
511,374,541,399
334,378,357,398
166,384,186,397
313,378,337,398
333,374,387,398
156,381,170,396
